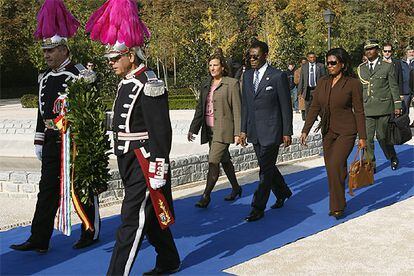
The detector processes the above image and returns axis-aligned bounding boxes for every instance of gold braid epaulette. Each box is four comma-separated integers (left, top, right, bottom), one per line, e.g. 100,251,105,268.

357,63,371,96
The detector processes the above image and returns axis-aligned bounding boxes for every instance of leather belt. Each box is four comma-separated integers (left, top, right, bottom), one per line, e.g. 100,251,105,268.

44,119,58,130
114,131,149,141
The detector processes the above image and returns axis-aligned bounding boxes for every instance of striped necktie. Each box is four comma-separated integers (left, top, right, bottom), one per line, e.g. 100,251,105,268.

254,70,260,93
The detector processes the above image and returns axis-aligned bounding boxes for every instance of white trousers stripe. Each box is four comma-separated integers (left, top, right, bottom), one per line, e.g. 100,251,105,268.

123,190,150,276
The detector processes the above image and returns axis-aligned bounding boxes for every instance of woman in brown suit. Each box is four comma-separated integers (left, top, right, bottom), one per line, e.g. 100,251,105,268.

300,48,367,219
188,53,242,208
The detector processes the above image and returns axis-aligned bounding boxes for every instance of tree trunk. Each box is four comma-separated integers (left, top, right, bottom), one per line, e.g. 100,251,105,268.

162,60,169,91
156,57,160,78
173,55,177,86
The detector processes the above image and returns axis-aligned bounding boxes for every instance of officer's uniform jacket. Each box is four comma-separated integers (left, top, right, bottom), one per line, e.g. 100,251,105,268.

112,64,172,183
35,58,86,145
357,58,402,117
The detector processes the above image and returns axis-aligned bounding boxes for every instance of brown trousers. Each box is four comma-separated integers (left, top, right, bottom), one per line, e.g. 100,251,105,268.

323,131,356,212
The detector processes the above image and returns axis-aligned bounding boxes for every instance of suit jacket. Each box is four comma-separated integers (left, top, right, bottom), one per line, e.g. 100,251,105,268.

189,76,241,144
410,69,414,93
302,75,367,139
384,57,403,95
241,65,293,146
357,60,402,116
297,62,326,98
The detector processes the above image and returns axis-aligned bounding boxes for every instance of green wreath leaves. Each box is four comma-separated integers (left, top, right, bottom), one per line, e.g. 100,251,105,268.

66,80,111,205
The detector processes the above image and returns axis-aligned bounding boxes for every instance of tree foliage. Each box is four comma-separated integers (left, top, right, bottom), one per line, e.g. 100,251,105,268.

1,0,413,95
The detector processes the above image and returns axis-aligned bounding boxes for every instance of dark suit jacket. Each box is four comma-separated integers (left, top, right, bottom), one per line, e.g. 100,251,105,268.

410,69,414,93
241,65,293,146
384,57,403,95
302,75,367,139
189,76,241,144
297,62,326,98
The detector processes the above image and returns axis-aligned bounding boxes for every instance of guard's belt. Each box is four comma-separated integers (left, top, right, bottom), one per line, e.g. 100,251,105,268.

114,131,149,141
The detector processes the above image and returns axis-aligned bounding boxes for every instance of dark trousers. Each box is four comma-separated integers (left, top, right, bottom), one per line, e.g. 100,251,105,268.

323,131,356,212
402,94,412,115
304,87,316,120
108,150,180,276
251,143,290,211
29,131,100,248
365,115,397,164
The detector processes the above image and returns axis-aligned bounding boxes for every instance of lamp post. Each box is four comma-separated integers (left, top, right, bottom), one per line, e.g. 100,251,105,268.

323,9,335,50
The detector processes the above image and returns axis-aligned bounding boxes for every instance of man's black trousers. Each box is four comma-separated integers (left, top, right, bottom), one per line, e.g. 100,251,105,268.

251,143,290,211
28,130,100,248
107,150,180,276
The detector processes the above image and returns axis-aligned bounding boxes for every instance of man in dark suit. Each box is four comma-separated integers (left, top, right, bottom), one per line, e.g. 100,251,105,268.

382,43,403,94
239,40,293,222
297,52,326,121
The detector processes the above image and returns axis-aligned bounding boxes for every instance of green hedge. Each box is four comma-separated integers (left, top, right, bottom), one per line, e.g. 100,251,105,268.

169,98,197,110
20,94,38,108
169,87,193,95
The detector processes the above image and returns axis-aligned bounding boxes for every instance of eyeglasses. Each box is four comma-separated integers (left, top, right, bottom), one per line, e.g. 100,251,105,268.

326,61,338,66
383,50,392,53
249,55,260,60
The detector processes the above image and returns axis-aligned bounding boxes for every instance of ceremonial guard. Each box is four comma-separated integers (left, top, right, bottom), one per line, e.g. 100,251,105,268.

358,39,402,171
86,0,180,275
10,0,100,253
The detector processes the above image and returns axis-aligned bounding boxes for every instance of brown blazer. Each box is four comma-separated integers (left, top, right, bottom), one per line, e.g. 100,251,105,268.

189,76,242,144
302,75,367,139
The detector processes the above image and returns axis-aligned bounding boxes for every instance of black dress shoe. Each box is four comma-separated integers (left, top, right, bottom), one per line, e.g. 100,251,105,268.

224,186,242,201
195,195,211,208
10,241,48,253
143,264,181,275
245,209,264,222
391,157,399,170
73,238,98,249
271,189,293,209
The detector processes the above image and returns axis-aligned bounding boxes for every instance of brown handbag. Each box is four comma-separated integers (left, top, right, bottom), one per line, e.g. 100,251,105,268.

348,148,374,196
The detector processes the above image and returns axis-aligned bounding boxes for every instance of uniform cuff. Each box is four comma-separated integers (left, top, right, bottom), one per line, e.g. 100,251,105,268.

148,158,169,180
34,132,45,145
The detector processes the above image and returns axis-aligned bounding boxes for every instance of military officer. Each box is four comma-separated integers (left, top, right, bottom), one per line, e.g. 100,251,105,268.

357,39,402,171
10,0,100,253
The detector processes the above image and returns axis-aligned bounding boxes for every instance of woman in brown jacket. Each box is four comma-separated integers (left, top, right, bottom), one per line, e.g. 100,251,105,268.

300,48,367,219
188,53,242,208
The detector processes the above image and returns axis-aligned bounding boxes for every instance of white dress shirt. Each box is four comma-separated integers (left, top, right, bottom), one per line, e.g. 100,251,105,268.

254,62,268,85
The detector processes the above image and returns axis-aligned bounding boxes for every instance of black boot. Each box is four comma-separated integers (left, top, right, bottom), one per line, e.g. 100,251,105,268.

195,163,219,208
222,161,242,201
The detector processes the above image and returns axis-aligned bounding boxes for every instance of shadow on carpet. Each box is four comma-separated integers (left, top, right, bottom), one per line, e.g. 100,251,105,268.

1,144,413,275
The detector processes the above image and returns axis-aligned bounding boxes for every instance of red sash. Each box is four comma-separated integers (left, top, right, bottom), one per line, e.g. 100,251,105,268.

134,149,174,229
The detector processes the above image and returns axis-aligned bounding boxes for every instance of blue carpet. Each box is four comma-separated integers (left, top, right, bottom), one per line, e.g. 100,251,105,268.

1,144,413,275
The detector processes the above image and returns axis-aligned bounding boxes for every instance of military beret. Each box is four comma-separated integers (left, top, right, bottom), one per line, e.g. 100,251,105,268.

364,39,380,50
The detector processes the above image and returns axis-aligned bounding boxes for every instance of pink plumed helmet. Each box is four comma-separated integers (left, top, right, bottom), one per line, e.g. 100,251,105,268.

86,0,151,60
34,0,80,49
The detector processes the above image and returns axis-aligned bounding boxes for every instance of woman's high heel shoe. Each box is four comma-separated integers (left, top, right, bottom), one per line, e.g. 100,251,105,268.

224,186,242,201
195,195,211,208
328,210,344,219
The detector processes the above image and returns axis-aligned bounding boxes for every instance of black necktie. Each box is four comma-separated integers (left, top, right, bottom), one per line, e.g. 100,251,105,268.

310,64,316,87
369,63,374,73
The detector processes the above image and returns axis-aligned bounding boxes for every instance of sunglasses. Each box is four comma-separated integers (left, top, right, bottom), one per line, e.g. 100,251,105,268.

249,55,260,60
383,50,392,53
326,61,338,66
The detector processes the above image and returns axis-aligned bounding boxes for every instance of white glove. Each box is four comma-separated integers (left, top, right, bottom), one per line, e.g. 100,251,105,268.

149,178,166,190
35,145,43,161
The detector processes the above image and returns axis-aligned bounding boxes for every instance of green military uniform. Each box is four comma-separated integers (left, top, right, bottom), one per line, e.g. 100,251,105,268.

358,51,402,165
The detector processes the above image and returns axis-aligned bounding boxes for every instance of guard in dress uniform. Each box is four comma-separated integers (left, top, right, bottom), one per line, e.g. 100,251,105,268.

10,0,100,253
358,39,402,171
86,1,180,275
